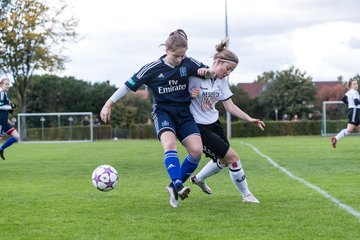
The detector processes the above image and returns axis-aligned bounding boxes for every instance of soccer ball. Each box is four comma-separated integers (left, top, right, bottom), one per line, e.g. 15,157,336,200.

91,165,119,192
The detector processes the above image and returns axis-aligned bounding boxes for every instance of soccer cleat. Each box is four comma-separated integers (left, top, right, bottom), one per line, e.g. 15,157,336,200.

0,149,5,160
165,182,178,208
190,176,212,194
242,194,260,203
331,137,337,148
176,185,190,200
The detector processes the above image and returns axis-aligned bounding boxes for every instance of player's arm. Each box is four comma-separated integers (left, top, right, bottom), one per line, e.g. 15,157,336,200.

354,98,359,106
100,84,130,123
197,67,216,79
0,97,12,110
341,95,348,104
189,76,201,99
222,98,265,130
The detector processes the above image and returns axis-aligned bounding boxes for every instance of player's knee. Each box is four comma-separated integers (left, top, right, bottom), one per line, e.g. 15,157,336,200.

224,149,239,164
229,160,242,171
190,147,203,159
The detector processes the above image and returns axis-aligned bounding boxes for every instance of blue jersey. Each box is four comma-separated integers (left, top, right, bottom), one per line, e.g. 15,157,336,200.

125,55,206,106
0,90,14,136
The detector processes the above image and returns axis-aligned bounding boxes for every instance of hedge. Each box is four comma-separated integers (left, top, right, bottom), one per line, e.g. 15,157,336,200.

128,120,349,139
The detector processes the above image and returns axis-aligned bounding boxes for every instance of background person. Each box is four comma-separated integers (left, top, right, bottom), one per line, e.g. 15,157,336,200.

331,78,360,148
0,78,20,160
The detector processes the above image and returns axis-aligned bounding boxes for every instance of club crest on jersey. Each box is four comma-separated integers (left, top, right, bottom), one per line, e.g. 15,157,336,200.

179,67,187,77
161,120,169,127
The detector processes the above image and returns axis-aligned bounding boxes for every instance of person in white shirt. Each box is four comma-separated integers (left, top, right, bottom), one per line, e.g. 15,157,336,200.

189,38,265,203
331,78,360,148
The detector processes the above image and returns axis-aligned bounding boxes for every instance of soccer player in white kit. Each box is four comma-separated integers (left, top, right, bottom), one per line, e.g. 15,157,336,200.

188,38,265,203
331,78,360,148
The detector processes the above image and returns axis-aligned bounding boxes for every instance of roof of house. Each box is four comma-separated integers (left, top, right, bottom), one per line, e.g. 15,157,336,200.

237,81,343,98
237,82,266,98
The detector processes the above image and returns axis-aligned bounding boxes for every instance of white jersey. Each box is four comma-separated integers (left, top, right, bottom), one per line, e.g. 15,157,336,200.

345,89,360,109
189,76,233,125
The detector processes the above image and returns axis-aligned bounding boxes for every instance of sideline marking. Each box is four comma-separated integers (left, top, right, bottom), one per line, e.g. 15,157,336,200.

241,141,360,221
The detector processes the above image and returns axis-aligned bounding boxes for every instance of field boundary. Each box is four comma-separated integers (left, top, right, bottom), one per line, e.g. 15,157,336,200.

240,141,360,221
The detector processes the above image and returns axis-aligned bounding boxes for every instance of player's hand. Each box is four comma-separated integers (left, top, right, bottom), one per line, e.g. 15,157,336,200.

197,68,207,76
197,68,215,79
248,118,265,131
190,88,200,99
10,103,16,109
100,105,111,124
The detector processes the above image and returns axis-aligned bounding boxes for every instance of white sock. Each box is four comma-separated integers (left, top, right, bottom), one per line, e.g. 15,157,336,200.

196,159,225,182
335,129,350,140
228,160,251,197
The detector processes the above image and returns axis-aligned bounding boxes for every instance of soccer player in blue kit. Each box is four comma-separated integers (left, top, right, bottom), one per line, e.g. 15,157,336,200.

0,77,20,160
100,29,214,208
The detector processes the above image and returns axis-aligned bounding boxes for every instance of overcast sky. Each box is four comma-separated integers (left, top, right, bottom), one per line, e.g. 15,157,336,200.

58,0,360,87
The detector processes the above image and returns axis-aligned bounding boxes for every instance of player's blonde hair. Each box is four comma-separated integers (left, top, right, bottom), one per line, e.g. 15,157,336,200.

160,29,188,51
0,77,10,86
213,38,238,64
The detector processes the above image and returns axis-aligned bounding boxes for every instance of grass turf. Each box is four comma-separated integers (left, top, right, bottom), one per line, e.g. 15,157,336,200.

0,136,359,239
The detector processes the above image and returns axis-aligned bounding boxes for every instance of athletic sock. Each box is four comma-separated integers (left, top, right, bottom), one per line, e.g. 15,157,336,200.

164,150,182,189
196,159,225,182
335,129,350,140
180,154,201,183
228,160,251,197
0,137,17,151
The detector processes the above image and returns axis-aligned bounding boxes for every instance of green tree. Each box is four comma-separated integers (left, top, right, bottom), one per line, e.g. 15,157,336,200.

258,66,317,120
25,74,152,127
111,92,152,128
255,71,275,83
26,75,118,114
0,0,78,112
216,84,258,121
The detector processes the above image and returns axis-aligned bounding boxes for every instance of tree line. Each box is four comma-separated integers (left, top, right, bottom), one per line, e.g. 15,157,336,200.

6,69,359,129
8,74,152,128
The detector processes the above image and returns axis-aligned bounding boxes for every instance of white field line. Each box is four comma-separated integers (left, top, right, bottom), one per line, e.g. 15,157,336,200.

240,141,360,221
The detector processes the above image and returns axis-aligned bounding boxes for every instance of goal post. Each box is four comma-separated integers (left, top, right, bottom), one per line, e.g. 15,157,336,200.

17,112,93,143
321,101,347,136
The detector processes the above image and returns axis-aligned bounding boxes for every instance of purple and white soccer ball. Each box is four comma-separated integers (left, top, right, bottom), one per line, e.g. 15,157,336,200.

91,165,119,192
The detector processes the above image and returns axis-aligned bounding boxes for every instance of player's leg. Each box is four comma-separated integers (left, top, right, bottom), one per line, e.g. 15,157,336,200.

225,148,259,203
332,109,356,148
177,112,202,185
190,121,229,194
190,159,225,194
0,128,19,160
153,107,185,208
181,134,202,184
334,123,354,144
160,131,188,208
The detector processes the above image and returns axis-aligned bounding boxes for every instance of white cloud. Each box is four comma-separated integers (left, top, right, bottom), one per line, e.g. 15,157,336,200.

57,0,360,86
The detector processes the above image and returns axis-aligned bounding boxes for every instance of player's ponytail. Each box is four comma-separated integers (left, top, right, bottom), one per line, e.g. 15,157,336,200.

161,29,188,51
213,38,238,64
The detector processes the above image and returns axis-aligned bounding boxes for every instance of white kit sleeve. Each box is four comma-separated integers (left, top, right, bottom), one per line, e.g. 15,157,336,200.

109,84,130,103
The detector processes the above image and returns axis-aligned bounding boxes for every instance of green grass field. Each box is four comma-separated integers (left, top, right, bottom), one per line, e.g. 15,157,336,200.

0,136,359,240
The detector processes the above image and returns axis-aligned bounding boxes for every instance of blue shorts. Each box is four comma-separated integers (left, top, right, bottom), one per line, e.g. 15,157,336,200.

151,104,200,142
0,111,14,137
